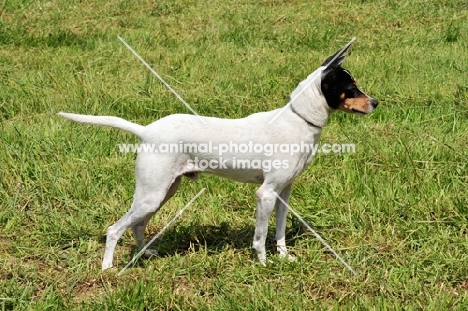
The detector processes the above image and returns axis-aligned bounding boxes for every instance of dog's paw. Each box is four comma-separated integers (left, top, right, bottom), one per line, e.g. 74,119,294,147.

258,257,274,266
143,248,159,258
278,252,296,262
101,262,114,271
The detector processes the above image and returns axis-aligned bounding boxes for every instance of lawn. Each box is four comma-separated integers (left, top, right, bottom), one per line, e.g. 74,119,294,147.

1,0,468,309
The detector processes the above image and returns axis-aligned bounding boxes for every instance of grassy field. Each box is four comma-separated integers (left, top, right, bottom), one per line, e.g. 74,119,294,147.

1,0,468,309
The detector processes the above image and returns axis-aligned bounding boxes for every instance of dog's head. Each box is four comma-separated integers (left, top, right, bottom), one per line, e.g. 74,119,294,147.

320,41,378,115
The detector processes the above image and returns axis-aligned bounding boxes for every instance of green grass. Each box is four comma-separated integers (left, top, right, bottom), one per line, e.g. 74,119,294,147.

1,0,468,309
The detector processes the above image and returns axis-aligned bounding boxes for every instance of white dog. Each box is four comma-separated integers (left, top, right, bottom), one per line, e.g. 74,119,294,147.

59,40,377,271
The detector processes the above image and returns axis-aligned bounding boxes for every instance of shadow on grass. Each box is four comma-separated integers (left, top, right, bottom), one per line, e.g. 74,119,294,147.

149,221,255,257
151,220,306,257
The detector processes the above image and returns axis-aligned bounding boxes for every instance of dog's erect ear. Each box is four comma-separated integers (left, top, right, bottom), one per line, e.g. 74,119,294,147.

321,37,355,75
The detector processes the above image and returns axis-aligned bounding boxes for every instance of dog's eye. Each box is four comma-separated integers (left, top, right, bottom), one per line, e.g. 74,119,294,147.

344,85,358,98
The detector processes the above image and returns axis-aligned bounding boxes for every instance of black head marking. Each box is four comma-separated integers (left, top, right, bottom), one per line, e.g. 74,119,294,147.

321,67,362,109
319,38,363,109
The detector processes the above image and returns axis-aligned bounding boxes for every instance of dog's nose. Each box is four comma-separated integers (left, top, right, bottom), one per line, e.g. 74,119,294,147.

370,99,378,108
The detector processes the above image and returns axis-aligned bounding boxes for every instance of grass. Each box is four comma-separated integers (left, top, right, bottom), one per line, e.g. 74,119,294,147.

1,0,468,309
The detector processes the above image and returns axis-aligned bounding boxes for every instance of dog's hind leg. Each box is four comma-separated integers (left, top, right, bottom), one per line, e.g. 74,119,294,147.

131,176,182,258
102,190,169,271
275,183,295,261
252,183,286,265
102,199,157,270
101,158,179,271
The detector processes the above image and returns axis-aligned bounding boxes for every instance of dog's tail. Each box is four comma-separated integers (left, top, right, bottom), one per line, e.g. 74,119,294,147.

58,112,144,137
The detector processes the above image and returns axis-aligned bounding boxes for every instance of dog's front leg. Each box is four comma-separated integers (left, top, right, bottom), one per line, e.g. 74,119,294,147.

252,184,281,265
275,183,294,259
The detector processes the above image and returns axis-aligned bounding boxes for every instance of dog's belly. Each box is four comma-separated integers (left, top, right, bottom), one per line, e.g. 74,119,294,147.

204,167,265,184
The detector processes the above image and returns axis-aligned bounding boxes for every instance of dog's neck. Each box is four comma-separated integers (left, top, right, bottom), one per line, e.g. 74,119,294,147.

289,66,333,128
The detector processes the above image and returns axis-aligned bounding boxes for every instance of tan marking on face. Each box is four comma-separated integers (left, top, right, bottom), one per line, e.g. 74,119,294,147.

338,94,370,114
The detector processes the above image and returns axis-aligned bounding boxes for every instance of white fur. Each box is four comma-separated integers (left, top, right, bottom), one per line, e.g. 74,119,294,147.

59,66,336,271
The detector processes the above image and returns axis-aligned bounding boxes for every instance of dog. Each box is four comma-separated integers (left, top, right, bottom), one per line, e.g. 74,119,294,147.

58,40,377,271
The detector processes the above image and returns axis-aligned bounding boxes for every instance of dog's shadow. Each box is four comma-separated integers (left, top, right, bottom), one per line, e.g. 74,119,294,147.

155,220,307,257
148,221,254,257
